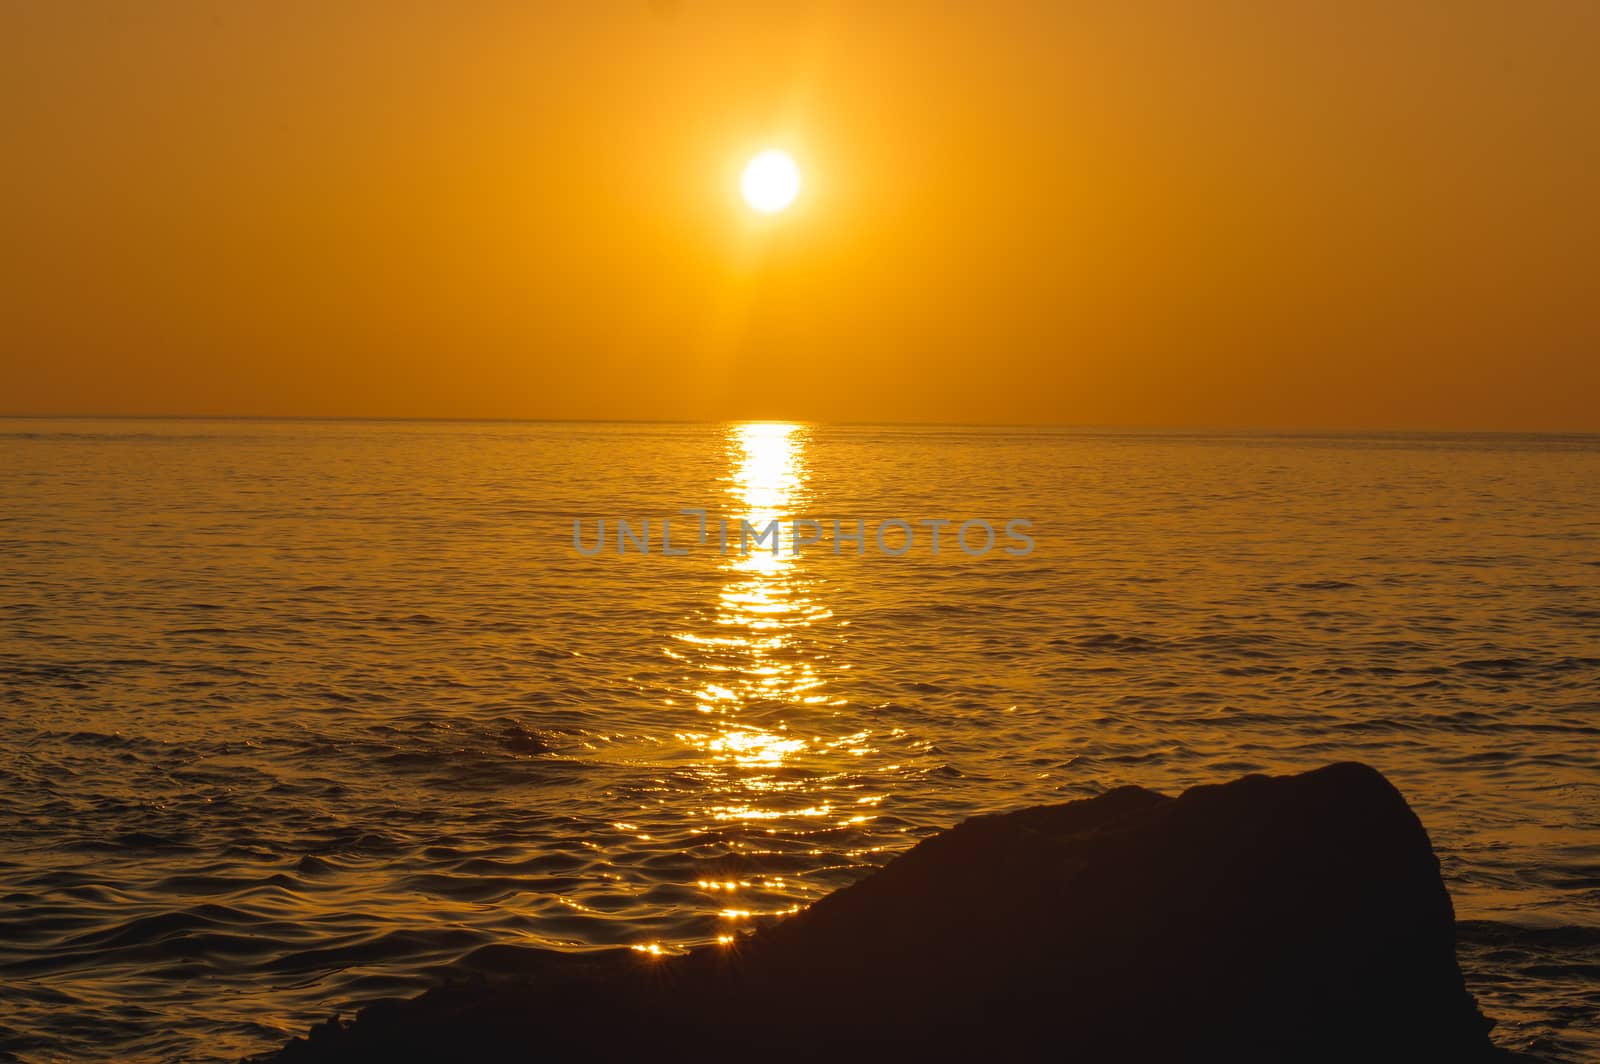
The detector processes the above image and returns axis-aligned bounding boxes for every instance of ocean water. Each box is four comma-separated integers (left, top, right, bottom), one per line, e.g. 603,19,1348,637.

1,418,1596,1063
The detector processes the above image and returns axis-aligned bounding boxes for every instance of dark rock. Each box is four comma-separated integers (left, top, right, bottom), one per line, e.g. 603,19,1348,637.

496,723,553,755
261,763,1505,1062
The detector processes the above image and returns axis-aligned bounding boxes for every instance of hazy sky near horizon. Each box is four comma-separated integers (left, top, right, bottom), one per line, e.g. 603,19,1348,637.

3,2,1597,429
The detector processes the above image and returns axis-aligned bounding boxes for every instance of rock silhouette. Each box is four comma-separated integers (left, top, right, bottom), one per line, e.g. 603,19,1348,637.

264,763,1505,1062
495,723,553,755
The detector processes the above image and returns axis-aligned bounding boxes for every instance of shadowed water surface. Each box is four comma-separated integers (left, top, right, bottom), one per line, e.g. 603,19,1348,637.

1,419,1597,1062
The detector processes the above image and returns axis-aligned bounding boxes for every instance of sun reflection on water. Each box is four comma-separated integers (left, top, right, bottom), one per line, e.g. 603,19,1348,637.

604,422,889,954
667,423,861,818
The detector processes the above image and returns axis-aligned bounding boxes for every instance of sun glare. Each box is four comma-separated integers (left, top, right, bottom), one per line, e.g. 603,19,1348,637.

740,150,801,214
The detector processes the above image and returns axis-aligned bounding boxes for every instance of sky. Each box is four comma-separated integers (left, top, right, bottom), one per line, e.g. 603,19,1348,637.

2,1,1596,429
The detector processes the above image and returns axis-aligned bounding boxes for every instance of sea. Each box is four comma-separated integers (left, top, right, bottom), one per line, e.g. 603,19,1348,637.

1,418,1596,1062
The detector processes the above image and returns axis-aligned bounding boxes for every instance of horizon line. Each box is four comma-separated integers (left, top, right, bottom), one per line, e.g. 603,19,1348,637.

1,410,1598,437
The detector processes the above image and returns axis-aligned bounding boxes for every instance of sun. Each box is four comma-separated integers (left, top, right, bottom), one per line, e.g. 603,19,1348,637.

740,150,801,214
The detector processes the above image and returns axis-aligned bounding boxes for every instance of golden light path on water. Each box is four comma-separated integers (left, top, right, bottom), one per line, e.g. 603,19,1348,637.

647,423,880,951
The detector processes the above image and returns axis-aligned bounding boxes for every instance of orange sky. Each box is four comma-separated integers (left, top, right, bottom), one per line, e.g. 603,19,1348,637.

2,2,1596,429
